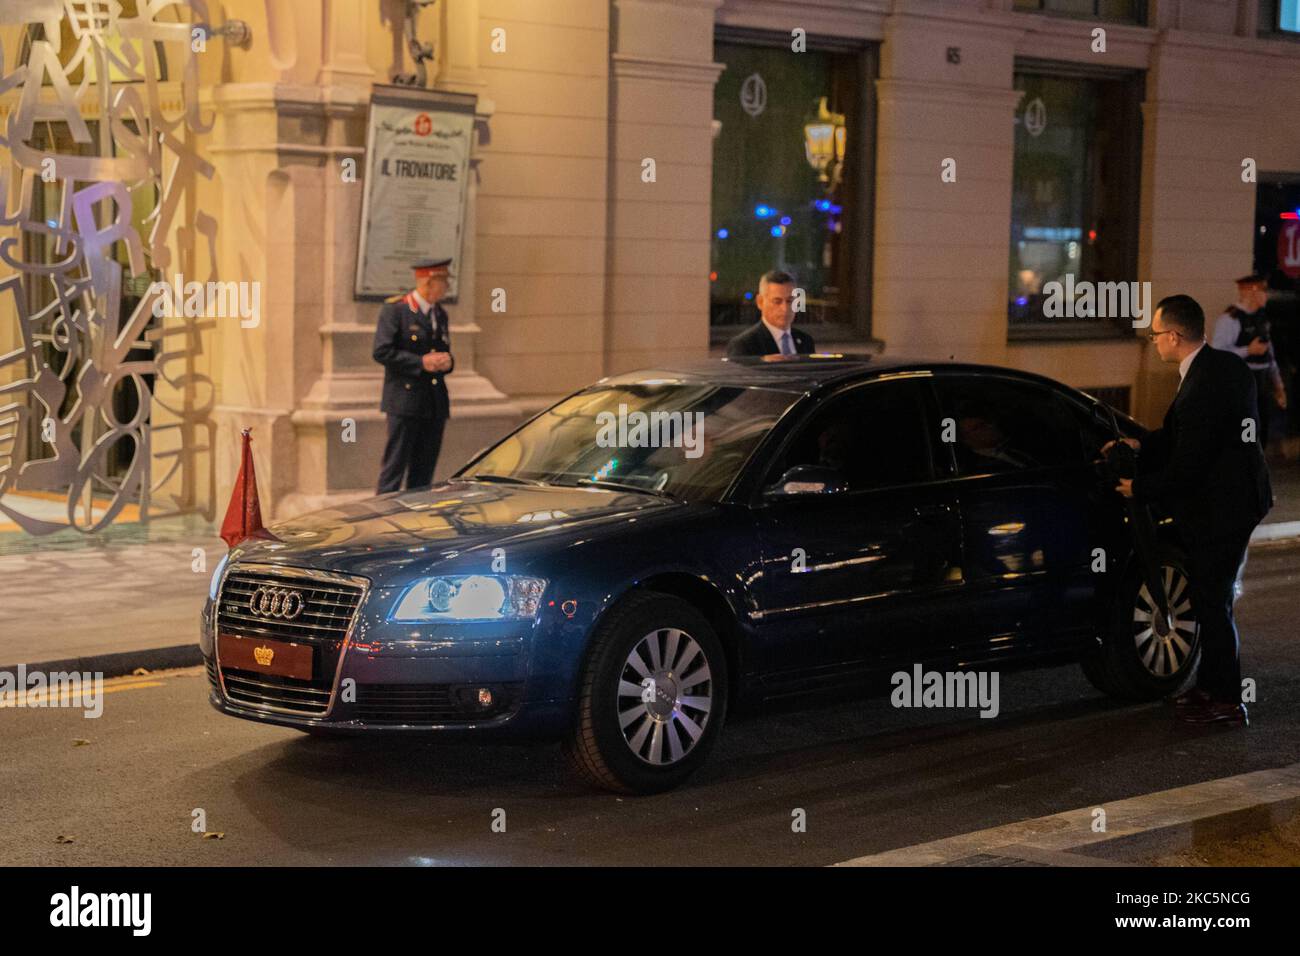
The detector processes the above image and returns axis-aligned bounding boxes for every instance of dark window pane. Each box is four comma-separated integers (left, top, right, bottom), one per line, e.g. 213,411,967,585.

1096,0,1142,21
1008,69,1142,334
772,382,933,491
711,41,860,332
1045,0,1096,16
938,378,1093,474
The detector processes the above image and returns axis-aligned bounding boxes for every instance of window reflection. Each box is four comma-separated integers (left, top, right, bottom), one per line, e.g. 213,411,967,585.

711,39,865,337
1007,68,1143,335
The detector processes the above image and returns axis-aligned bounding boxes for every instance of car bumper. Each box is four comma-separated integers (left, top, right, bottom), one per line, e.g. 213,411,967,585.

205,681,573,737
200,594,577,738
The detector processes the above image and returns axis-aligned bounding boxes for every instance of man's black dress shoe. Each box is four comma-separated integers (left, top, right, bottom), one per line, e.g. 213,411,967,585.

1177,700,1248,726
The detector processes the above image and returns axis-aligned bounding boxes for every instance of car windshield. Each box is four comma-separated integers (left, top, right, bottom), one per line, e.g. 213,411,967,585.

460,382,800,501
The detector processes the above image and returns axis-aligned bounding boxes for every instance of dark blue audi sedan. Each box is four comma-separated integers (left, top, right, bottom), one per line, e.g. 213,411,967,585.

201,356,1197,793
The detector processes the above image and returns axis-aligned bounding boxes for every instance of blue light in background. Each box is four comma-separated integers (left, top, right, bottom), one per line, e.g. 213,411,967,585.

744,291,754,300
754,204,775,219
779,216,792,226
1023,226,1082,242
814,199,832,212
1015,296,1028,307
716,228,729,239
1281,0,1299,32
770,225,784,237
829,204,843,215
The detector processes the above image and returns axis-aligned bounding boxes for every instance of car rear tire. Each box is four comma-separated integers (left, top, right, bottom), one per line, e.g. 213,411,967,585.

563,591,728,795
1081,552,1200,701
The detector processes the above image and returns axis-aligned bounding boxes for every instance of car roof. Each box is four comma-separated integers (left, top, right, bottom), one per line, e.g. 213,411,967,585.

594,354,1084,396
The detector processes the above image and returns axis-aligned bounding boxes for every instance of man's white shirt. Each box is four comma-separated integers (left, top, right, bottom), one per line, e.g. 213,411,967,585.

1211,304,1282,388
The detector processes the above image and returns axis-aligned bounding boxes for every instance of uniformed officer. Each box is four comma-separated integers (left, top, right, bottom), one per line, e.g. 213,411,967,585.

1211,273,1288,448
372,258,455,493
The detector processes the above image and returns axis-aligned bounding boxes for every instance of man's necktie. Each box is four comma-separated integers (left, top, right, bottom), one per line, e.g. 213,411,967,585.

780,331,795,356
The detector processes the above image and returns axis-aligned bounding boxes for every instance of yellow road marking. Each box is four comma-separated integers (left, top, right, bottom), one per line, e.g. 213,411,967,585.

0,676,167,708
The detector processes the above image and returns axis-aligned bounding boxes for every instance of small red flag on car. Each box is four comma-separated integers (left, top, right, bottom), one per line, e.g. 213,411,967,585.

220,428,271,548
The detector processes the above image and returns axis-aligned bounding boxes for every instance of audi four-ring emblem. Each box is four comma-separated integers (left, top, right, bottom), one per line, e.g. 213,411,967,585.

249,587,305,620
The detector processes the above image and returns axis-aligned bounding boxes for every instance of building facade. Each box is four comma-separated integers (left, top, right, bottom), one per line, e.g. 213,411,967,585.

1,0,1298,526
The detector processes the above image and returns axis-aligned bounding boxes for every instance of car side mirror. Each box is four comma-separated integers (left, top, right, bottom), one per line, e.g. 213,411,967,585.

764,464,849,498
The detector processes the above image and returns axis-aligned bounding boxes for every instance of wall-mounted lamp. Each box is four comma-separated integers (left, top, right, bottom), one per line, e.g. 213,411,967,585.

803,97,847,191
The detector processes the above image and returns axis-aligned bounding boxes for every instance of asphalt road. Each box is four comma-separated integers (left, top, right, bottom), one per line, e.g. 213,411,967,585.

2,543,1298,867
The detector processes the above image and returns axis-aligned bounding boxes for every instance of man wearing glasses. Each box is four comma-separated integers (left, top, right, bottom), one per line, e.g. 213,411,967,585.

372,258,456,493
1109,295,1272,726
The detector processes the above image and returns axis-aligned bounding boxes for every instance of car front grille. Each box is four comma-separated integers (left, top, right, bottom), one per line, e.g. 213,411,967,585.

222,671,333,713
218,570,362,643
215,566,367,717
354,683,522,724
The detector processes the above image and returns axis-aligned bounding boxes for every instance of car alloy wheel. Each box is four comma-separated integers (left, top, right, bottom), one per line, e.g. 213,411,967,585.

1132,565,1198,678
617,628,713,766
565,591,728,793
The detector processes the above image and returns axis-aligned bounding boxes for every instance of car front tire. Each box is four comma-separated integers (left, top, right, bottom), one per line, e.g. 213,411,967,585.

563,591,728,795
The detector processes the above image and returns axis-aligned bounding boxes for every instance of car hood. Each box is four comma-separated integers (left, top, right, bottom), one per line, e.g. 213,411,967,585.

229,479,682,584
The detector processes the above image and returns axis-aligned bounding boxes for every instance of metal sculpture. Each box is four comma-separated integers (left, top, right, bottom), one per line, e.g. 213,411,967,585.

0,0,217,534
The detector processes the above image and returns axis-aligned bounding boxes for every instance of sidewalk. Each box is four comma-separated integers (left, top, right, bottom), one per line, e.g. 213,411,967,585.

0,516,223,676
835,762,1300,866
2,464,1298,677
1254,453,1300,541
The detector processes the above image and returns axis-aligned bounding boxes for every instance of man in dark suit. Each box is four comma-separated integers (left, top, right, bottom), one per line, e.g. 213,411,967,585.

372,258,455,493
1113,294,1272,725
726,270,816,357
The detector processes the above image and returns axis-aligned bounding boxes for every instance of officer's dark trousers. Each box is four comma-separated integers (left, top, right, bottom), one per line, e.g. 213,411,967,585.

1184,524,1254,703
377,414,445,493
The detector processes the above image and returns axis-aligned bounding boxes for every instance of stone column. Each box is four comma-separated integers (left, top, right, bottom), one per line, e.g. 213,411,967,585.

276,0,518,516
871,8,1024,363
605,0,724,375
424,0,522,473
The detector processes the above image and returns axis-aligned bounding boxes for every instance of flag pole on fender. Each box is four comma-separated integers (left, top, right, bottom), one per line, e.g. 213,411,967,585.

220,428,274,548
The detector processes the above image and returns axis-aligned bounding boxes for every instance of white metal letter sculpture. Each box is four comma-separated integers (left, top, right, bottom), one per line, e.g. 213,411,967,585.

0,0,216,534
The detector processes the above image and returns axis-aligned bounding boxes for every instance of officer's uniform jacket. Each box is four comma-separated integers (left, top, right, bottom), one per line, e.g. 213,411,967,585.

1212,305,1283,388
372,291,454,420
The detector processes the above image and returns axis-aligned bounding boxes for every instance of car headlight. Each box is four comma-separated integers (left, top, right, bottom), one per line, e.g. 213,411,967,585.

390,575,547,623
209,552,230,601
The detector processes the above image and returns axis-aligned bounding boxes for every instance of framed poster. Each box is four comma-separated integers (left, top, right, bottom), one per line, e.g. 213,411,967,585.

354,85,477,301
